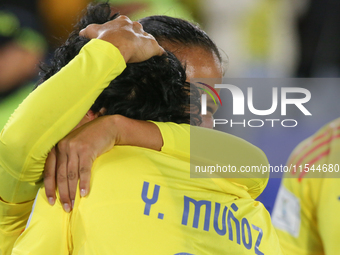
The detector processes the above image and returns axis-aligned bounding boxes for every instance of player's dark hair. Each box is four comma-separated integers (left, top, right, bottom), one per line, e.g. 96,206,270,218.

139,15,222,63
38,3,201,125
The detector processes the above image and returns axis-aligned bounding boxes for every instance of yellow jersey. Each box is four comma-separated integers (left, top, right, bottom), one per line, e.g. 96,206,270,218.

0,38,126,254
0,39,283,255
13,123,284,254
272,118,340,255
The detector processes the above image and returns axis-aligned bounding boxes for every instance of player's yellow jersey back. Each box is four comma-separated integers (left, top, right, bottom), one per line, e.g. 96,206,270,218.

13,124,283,255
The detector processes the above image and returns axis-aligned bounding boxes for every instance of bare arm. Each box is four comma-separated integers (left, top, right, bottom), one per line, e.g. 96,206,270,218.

44,115,164,210
45,114,269,211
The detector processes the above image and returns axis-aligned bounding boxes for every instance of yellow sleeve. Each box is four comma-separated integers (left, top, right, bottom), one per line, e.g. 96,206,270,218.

272,178,323,255
11,188,69,255
152,122,269,199
0,199,34,255
0,39,126,204
0,39,125,255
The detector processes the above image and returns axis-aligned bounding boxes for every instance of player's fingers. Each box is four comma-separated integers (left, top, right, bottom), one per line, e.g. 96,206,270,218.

80,16,132,39
78,154,93,198
150,41,165,56
67,152,79,209
56,145,72,213
157,45,166,56
114,15,132,26
44,147,57,206
132,21,143,33
79,24,100,39
143,33,165,56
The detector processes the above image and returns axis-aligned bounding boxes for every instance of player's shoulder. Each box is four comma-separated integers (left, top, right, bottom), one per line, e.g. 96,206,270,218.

286,118,340,179
291,118,340,161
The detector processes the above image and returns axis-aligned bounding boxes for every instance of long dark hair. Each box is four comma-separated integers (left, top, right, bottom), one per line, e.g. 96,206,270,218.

140,15,222,63
38,3,201,125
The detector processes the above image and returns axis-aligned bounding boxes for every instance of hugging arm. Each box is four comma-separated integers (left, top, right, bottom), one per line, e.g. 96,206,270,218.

47,116,270,207
0,39,126,255
0,39,126,204
44,115,163,205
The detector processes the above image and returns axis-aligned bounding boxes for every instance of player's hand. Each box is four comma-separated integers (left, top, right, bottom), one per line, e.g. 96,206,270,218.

44,116,118,212
79,15,165,63
44,115,162,213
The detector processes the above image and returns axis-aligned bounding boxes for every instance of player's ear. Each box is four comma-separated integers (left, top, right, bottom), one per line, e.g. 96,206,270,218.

86,107,106,120
98,107,106,117
86,108,107,120
85,110,97,120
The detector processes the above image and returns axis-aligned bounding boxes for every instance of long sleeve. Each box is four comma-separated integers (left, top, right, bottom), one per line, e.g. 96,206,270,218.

0,39,126,255
0,198,33,255
0,39,126,204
